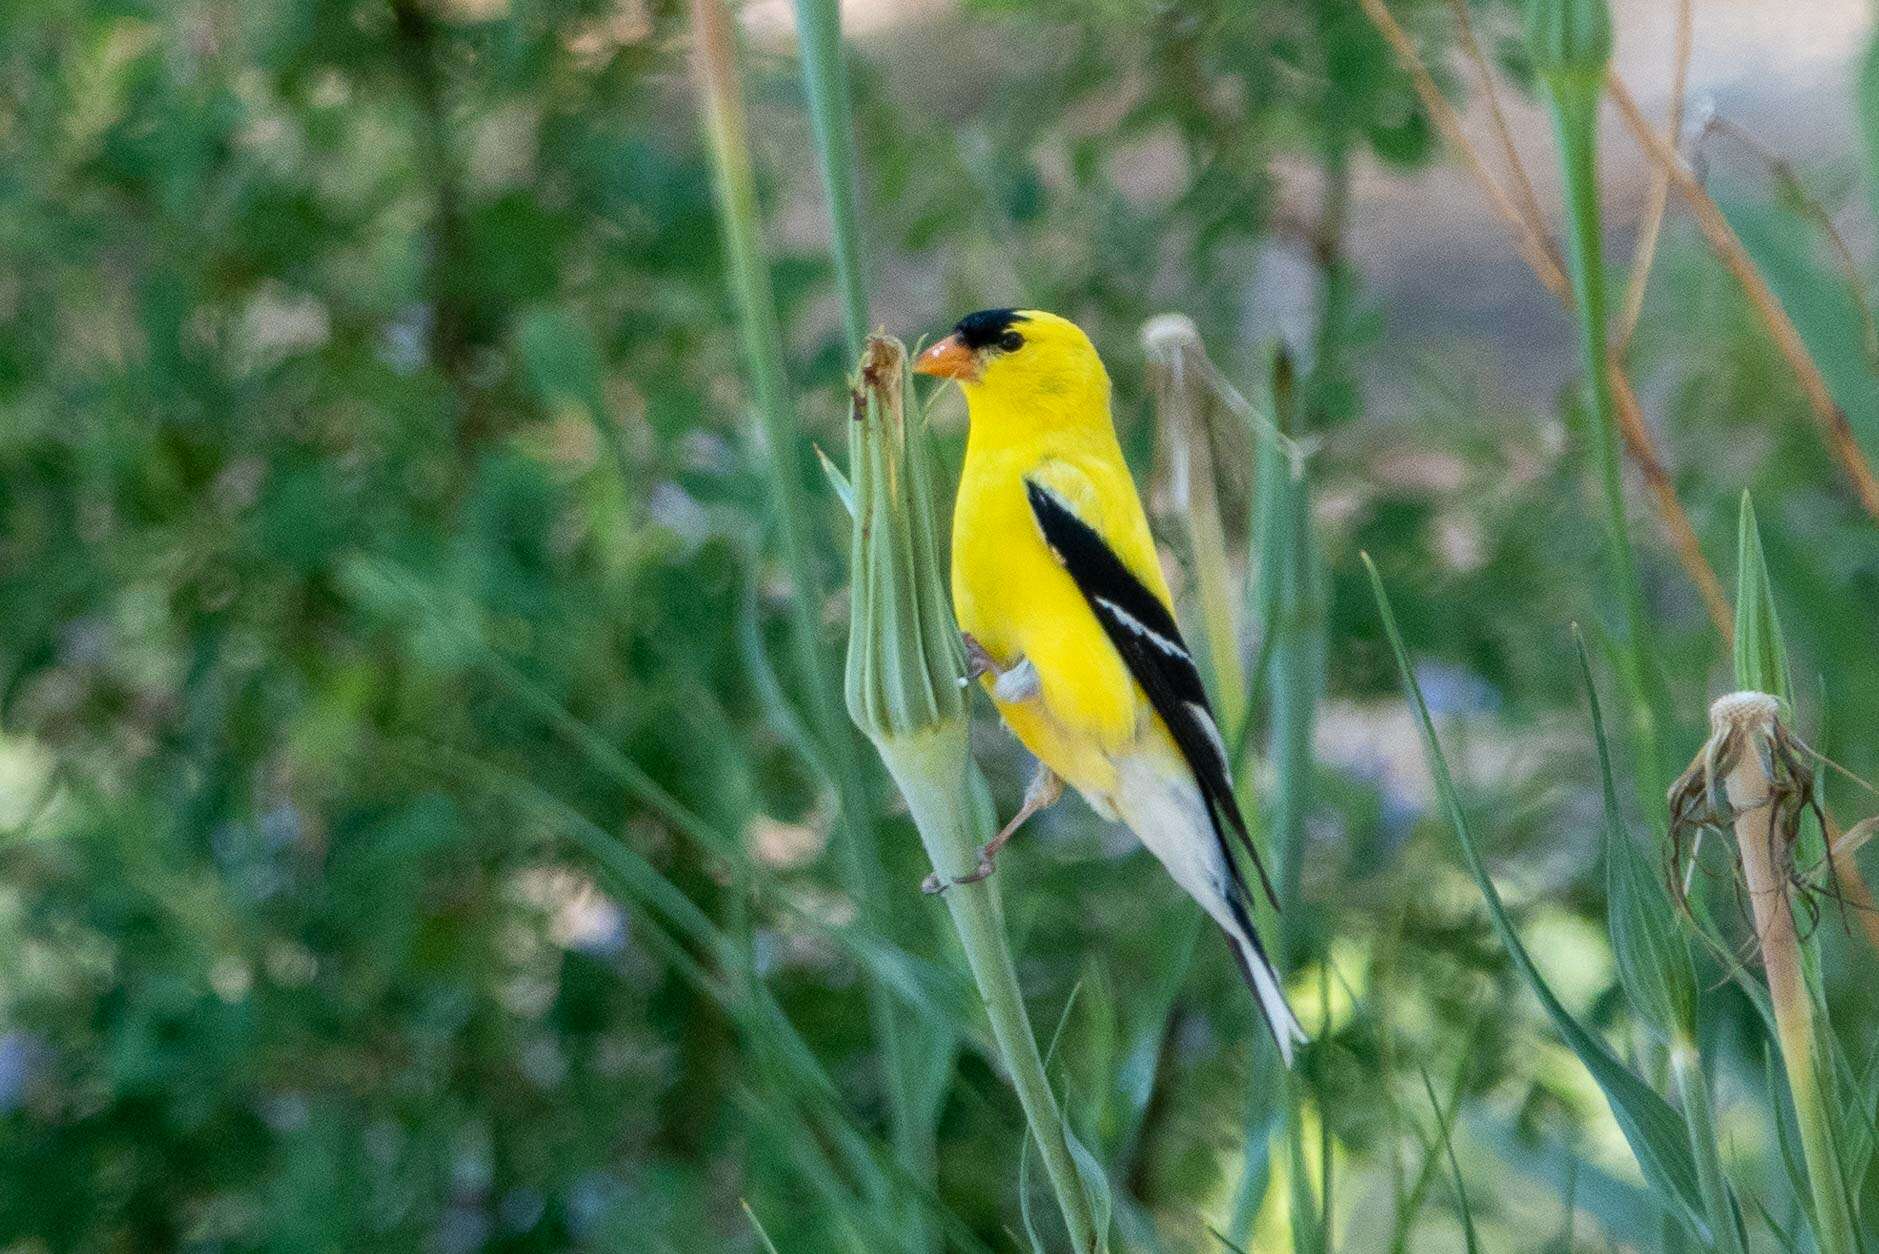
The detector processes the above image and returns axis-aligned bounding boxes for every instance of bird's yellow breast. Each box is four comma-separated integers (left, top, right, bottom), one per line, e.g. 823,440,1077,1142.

952,437,1163,800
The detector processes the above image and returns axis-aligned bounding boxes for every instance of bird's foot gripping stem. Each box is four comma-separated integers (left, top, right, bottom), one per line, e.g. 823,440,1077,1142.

920,764,1063,894
960,632,999,683
959,632,1040,702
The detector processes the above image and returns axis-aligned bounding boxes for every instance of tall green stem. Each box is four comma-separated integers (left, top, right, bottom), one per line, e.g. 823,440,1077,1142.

1252,365,1324,951
883,731,1100,1252
1544,79,1671,800
847,338,1102,1252
792,0,871,351
690,0,917,1180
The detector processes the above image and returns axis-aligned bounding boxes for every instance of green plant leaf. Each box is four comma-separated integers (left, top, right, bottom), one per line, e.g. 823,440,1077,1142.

742,1199,783,1254
1419,1065,1480,1254
1835,1037,1879,1197
1767,1046,1815,1222
1578,631,1696,1042
818,442,856,519
1733,492,1792,703
1364,555,1710,1243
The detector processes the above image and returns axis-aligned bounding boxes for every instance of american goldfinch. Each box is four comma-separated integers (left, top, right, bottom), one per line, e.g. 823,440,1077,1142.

914,308,1306,1064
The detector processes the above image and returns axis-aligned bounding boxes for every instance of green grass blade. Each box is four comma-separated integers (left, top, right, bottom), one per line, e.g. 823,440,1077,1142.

1286,1071,1324,1254
1584,615,1739,1254
1470,1115,1670,1244
1747,1187,1808,1254
1533,5,1673,798
1767,1045,1815,1222
1734,492,1791,702
817,442,856,519
1419,1065,1480,1254
1364,554,1709,1242
1210,1227,1253,1254
1579,629,1697,1045
1670,1041,1750,1254
1837,1038,1879,1199
742,1199,784,1254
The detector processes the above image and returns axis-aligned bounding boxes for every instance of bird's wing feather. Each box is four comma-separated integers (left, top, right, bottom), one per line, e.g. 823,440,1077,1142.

1024,471,1279,909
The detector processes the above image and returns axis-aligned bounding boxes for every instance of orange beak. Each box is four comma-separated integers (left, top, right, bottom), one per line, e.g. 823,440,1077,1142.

913,333,979,381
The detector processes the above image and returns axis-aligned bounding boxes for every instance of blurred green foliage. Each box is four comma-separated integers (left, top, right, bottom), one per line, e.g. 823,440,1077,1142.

0,0,1876,1250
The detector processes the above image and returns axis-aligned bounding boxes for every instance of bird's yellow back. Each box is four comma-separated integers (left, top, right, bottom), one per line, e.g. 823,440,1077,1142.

948,311,1172,792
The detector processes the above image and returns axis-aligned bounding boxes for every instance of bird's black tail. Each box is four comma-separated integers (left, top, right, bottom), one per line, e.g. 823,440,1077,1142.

1222,893,1307,1066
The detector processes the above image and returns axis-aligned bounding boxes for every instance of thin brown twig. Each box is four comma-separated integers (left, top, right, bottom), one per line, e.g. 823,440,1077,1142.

1357,0,1568,301
1697,115,1879,369
1824,806,1879,955
1615,0,1692,352
1443,0,1555,274
1609,75,1879,524
1356,0,1733,638
1609,366,1734,639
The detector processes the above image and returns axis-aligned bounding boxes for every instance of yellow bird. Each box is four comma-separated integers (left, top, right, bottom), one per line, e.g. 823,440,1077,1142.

914,308,1305,1064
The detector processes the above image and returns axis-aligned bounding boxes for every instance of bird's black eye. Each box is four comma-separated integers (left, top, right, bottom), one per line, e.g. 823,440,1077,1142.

997,330,1024,352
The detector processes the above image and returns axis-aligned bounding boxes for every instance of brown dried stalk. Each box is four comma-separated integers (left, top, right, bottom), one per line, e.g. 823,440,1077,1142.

1695,114,1879,370
1614,0,1693,352
1443,0,1554,274
1610,368,1733,637
1609,76,1879,523
1823,808,1879,955
1357,0,1568,300
1356,0,1732,639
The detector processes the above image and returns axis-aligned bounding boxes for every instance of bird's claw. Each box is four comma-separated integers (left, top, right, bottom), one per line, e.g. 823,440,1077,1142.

955,850,999,884
960,632,1000,682
919,846,1001,895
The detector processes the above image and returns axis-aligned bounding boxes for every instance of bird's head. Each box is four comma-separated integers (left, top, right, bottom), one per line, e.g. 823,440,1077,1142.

912,309,1108,420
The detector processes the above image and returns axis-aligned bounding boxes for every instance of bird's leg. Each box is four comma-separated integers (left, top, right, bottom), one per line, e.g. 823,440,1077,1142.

960,632,1040,704
924,763,1062,893
991,657,1040,704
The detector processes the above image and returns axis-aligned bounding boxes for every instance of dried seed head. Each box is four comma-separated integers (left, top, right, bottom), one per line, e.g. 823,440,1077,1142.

1140,313,1204,360
1141,315,1252,527
1667,690,1835,954
1708,690,1781,735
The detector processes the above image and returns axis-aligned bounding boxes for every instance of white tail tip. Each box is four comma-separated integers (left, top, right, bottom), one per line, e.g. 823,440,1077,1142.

1231,929,1307,1067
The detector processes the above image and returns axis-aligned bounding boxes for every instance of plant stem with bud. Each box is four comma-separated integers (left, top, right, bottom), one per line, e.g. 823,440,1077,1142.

1710,694,1855,1254
846,337,1101,1252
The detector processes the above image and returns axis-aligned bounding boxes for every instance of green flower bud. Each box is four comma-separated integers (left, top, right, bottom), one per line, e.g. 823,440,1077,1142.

1732,492,1791,705
1525,0,1612,86
844,336,966,741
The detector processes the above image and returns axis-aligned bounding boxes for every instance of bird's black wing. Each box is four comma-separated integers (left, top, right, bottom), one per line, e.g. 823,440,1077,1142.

1025,477,1279,909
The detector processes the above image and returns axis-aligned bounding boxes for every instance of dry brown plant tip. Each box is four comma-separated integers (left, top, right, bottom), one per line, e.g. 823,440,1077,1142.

1667,693,1836,940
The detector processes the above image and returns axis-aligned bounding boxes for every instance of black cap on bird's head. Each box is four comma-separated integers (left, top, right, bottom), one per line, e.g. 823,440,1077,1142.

914,308,1031,381
953,308,1026,350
